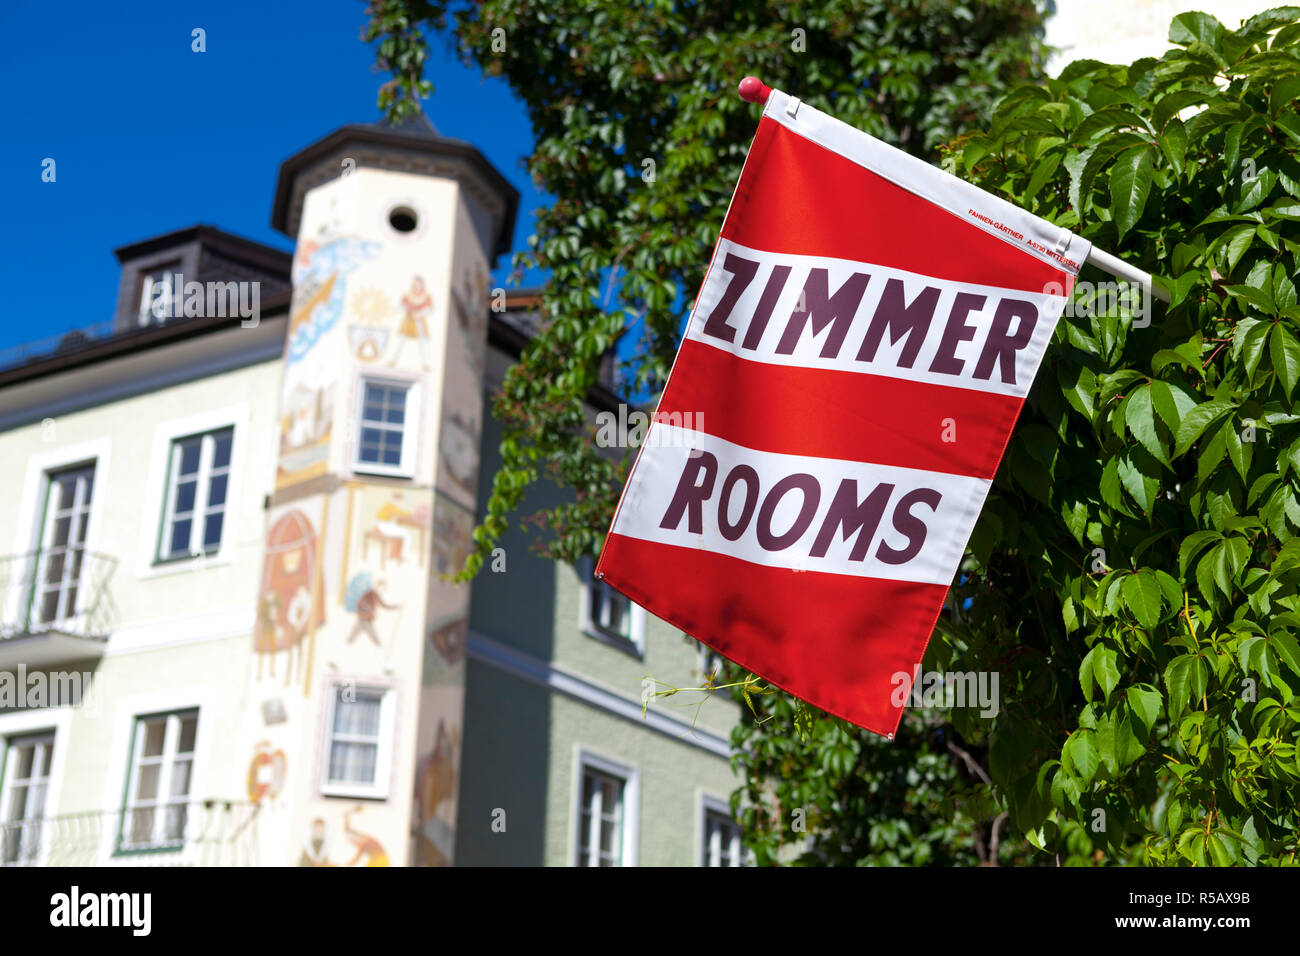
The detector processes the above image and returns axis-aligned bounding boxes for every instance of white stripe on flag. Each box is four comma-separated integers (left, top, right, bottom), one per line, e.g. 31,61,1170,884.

688,238,1071,398
610,425,989,586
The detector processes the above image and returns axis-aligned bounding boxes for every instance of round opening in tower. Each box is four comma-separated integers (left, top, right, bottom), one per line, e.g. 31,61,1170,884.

388,206,419,233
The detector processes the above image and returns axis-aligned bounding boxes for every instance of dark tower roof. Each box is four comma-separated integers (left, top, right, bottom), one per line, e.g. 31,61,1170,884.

269,109,519,259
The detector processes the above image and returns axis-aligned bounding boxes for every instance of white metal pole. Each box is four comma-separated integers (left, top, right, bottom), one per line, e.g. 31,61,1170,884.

1086,246,1170,304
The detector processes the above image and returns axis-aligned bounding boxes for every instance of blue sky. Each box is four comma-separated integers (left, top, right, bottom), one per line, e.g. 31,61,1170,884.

0,1,548,355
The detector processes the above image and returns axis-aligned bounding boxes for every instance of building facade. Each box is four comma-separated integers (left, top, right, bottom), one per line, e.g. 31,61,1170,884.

0,115,741,867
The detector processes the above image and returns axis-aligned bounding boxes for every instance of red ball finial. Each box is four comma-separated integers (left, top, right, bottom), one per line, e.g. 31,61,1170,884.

737,76,772,105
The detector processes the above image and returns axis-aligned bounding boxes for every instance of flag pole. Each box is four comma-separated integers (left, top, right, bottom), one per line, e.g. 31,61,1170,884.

737,76,1171,305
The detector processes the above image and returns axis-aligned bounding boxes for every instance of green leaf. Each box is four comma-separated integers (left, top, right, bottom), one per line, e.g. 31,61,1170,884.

1063,730,1100,785
1169,11,1226,53
1123,570,1164,629
1175,400,1236,456
1126,684,1163,737
1124,385,1169,466
1090,645,1121,703
1179,530,1222,577
1109,145,1156,240
1159,117,1188,175
1270,324,1300,398
1273,632,1300,677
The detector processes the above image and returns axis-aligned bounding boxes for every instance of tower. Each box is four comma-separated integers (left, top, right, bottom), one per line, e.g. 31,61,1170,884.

237,112,517,866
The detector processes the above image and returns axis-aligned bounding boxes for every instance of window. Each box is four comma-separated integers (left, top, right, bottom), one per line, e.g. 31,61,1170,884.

321,684,395,799
137,263,182,325
702,804,744,867
579,560,646,654
574,751,637,867
158,427,233,561
354,379,415,477
579,768,626,866
121,710,197,851
1,733,54,865
32,464,95,626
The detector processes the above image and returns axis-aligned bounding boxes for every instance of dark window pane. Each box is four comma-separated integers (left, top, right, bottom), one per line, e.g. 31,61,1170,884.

202,512,223,550
55,476,78,510
212,430,233,469
170,519,192,555
43,551,65,584
178,439,202,476
175,480,197,515
178,715,198,754
207,474,228,508
382,446,402,466
384,403,405,424
142,719,166,757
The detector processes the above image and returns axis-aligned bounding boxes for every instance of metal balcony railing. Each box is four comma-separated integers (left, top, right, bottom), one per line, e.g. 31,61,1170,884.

0,549,118,642
1,800,265,867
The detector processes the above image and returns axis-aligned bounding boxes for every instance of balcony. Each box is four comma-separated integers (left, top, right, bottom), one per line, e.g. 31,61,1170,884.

0,549,118,669
1,800,265,867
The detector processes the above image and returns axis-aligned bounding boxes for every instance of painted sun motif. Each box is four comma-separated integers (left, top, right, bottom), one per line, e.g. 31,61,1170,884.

350,286,395,326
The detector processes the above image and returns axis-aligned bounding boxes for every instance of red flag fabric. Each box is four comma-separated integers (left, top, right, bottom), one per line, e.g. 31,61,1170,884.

595,89,1090,737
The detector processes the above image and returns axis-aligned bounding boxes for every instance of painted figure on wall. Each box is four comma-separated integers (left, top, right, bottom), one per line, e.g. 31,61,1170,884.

342,807,390,867
347,285,395,362
277,369,334,488
298,808,390,867
390,275,434,370
300,817,332,866
254,509,325,683
344,572,401,651
288,237,382,365
246,741,287,804
362,492,430,569
414,720,459,866
429,615,467,668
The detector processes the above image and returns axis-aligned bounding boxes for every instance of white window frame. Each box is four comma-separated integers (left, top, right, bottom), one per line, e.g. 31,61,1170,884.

137,405,248,579
571,748,639,867
29,462,96,628
156,426,234,563
578,558,646,656
0,708,70,869
352,375,419,479
699,793,745,867
119,709,200,852
0,731,55,867
319,682,397,800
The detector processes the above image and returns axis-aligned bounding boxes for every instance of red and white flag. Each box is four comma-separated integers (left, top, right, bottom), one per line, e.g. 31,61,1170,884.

596,88,1090,737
